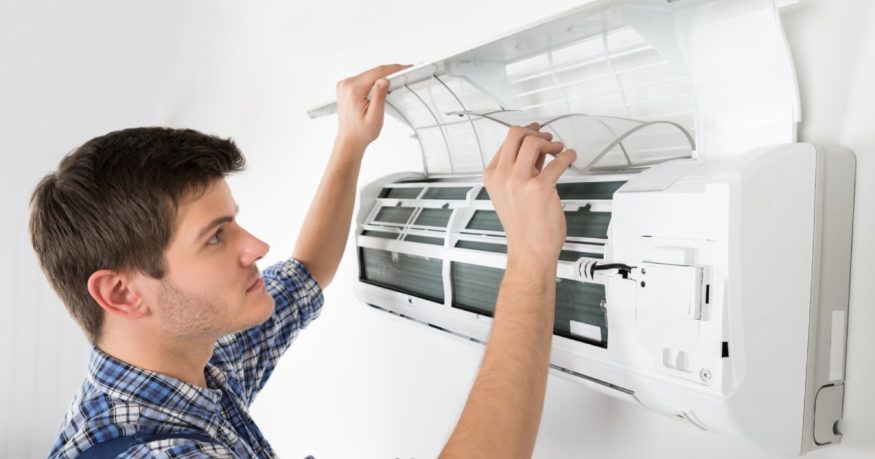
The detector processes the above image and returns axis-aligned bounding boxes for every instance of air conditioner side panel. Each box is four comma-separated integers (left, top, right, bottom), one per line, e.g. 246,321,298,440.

610,144,817,455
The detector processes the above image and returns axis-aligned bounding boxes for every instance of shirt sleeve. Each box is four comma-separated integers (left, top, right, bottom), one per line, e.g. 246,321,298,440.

210,258,324,404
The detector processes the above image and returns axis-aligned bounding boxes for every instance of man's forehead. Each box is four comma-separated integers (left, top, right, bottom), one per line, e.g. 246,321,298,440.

172,180,237,238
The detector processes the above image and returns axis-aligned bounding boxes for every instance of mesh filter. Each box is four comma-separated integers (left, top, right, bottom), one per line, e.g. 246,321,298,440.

383,26,695,176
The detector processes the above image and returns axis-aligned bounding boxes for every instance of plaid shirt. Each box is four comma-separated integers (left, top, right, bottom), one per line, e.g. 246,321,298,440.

47,258,324,458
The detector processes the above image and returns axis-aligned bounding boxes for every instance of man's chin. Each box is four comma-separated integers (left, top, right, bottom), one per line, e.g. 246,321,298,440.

226,294,276,335
249,294,277,326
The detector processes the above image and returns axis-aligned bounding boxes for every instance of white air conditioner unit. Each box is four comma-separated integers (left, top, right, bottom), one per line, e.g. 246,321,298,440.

308,0,855,455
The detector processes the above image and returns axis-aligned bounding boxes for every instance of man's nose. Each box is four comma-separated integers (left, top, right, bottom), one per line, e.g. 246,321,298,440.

240,229,270,266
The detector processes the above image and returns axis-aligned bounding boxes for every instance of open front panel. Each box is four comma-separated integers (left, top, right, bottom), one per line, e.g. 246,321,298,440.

309,0,802,162
383,22,697,176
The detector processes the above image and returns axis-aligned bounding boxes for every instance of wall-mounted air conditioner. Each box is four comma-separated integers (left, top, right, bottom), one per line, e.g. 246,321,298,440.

308,0,855,455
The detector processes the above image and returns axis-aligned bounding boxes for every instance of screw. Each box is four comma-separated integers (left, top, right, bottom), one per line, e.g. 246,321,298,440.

641,268,647,274
407,297,413,304
700,369,712,382
640,281,646,288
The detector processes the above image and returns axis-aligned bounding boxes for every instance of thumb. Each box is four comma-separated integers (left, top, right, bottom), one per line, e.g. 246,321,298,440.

541,149,577,183
367,79,390,120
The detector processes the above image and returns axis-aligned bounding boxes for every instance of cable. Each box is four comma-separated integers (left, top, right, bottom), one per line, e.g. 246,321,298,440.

590,262,636,279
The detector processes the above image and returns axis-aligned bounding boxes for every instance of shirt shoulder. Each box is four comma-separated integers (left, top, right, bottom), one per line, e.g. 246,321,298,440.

49,382,127,458
48,381,208,459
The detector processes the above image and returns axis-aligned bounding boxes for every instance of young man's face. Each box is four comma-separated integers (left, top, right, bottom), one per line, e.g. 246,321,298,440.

137,179,274,340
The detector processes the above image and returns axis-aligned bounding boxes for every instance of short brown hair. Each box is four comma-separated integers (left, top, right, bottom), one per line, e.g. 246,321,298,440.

29,127,246,343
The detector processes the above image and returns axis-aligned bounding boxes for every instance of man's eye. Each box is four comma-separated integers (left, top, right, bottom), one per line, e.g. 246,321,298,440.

208,228,224,245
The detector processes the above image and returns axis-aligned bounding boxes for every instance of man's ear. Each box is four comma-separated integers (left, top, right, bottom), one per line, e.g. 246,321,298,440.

86,270,149,319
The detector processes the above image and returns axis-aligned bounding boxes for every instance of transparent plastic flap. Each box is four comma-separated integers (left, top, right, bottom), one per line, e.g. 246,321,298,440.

308,0,799,176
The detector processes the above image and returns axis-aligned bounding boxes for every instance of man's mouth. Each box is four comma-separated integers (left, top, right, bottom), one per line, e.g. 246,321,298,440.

246,275,264,293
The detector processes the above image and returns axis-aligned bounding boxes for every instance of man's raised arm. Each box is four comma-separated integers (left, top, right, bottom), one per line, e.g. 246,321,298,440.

442,124,577,458
293,64,409,289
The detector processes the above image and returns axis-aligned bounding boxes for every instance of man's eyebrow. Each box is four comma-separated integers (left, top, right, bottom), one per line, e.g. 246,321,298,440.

195,204,239,241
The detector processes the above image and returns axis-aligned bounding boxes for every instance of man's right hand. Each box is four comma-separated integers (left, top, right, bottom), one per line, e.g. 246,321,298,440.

334,63,410,155
483,122,577,267
441,124,576,459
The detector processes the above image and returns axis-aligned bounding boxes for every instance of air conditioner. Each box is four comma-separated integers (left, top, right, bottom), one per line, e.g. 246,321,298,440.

307,0,855,455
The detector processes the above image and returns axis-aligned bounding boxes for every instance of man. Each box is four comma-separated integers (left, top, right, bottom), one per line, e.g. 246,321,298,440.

33,64,575,458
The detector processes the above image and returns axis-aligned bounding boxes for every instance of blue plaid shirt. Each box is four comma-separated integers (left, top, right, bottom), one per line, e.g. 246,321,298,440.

48,258,324,458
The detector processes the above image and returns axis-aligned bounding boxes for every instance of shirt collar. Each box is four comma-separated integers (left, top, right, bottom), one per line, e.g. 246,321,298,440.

87,346,225,420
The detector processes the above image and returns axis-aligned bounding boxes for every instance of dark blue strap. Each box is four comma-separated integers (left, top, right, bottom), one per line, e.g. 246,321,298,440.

77,431,222,459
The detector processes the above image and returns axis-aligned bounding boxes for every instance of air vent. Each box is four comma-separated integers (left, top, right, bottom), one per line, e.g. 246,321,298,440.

380,187,423,199
465,209,612,239
422,187,471,200
361,230,399,240
360,248,444,303
404,235,445,246
478,181,626,201
465,211,503,232
451,262,607,347
414,208,453,228
454,240,603,261
565,208,612,239
557,181,625,200
374,207,415,224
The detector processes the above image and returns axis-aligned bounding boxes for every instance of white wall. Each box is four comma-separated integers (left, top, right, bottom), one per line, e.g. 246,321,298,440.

0,1,194,457
2,0,873,458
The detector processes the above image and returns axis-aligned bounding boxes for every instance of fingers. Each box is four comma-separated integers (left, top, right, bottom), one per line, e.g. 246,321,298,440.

540,149,578,183
534,151,546,171
497,123,552,170
352,63,411,91
337,64,411,102
366,78,390,121
356,63,411,80
488,123,536,170
486,127,524,170
514,138,564,177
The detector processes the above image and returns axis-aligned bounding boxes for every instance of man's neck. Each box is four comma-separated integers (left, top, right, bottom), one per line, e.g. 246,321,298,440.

98,328,216,388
